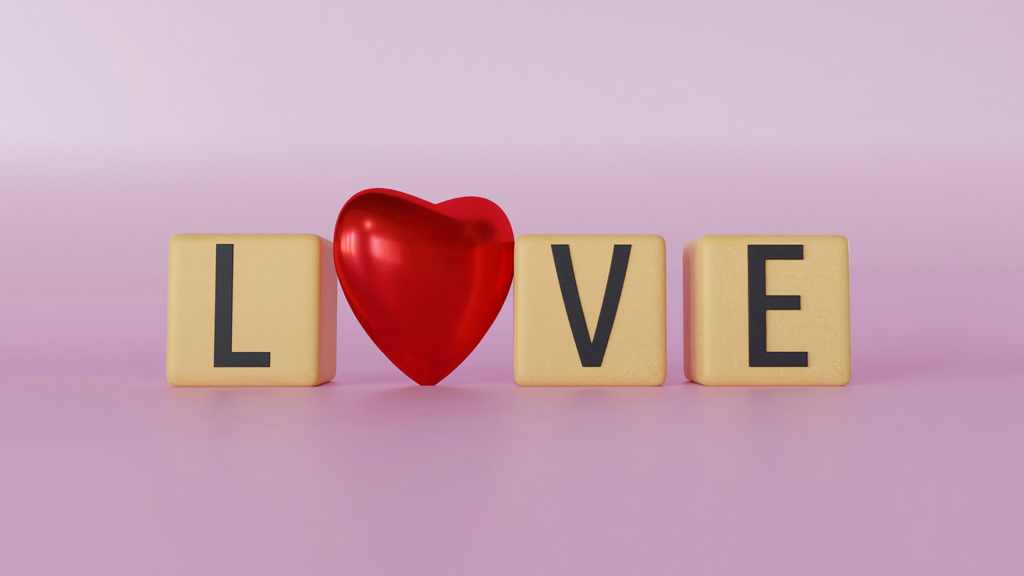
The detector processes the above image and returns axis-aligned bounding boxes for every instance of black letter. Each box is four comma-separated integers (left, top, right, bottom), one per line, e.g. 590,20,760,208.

214,244,271,367
551,244,631,367
748,245,808,367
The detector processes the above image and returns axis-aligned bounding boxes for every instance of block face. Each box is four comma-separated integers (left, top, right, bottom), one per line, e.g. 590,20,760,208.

166,234,337,386
514,235,666,386
684,235,850,386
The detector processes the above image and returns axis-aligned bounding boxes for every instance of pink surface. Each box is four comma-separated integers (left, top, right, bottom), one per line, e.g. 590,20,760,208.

2,1,1023,574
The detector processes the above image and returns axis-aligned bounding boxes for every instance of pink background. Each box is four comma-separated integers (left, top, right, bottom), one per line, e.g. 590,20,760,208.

2,1,1023,574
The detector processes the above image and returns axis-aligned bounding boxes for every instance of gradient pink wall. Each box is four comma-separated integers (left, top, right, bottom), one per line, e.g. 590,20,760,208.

2,1,1023,574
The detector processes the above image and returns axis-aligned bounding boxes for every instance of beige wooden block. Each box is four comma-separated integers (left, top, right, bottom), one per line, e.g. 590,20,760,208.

514,235,666,386
684,235,850,386
166,234,337,386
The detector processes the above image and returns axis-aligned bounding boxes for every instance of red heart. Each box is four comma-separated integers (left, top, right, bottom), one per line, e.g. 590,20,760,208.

333,189,514,386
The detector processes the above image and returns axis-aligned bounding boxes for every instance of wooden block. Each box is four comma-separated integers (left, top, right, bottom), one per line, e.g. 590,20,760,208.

514,235,666,386
166,234,337,386
684,235,850,386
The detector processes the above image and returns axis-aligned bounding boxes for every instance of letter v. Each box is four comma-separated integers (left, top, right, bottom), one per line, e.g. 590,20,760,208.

551,244,631,367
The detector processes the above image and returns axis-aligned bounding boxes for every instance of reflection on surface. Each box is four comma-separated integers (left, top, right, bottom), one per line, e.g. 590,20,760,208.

3,370,1022,575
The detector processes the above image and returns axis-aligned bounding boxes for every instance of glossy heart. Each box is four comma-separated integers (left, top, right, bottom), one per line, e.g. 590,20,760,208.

333,189,514,385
